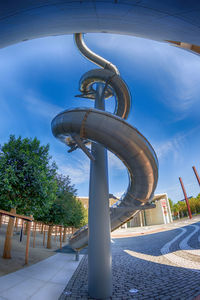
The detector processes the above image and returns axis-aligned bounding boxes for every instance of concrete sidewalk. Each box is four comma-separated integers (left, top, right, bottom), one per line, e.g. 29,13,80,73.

0,253,83,300
111,215,200,238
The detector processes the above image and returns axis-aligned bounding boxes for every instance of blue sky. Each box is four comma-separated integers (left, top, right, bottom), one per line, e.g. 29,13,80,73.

0,33,200,203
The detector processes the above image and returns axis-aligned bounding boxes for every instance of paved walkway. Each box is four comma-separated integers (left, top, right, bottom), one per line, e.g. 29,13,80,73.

1,217,200,299
0,253,83,300
60,218,200,299
111,216,200,238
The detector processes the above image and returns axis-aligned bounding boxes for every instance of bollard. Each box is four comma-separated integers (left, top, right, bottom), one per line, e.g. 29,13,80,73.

75,251,79,261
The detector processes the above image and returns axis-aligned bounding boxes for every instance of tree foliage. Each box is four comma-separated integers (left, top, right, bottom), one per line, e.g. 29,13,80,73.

168,198,173,211
0,135,57,216
57,193,88,228
39,174,88,228
170,194,200,218
0,135,88,229
56,174,77,197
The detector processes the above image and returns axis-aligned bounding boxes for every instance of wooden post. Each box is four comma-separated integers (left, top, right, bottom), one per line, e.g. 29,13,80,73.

15,218,19,229
47,225,53,249
63,227,67,242
179,177,192,219
15,218,19,230
25,220,31,264
24,221,27,235
192,166,200,186
59,226,62,249
3,208,16,259
43,225,46,246
33,222,36,248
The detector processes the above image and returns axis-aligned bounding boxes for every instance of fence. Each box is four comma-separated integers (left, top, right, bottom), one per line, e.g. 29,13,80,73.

0,209,77,264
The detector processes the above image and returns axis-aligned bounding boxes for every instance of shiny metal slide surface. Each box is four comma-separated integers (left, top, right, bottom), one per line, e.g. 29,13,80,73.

52,33,158,250
52,108,158,250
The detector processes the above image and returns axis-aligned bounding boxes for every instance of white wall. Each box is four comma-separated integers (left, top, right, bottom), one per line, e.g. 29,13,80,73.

128,194,173,227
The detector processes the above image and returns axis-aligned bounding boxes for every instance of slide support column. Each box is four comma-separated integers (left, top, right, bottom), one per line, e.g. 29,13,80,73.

88,83,112,298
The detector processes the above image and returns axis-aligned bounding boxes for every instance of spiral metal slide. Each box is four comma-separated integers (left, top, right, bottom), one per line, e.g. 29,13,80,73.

51,33,158,251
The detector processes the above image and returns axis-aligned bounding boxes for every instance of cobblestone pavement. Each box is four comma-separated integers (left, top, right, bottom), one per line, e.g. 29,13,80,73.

59,221,200,300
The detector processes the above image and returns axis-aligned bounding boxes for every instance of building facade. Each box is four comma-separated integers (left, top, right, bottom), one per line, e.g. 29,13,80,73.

78,193,173,228
127,194,173,227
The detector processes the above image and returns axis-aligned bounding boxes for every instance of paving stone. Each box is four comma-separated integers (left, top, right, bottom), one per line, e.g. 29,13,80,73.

59,222,200,299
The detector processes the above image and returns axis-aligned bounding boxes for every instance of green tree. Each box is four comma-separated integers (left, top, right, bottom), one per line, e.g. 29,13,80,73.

40,174,87,228
194,194,200,213
173,203,180,218
55,174,87,228
41,174,87,248
40,202,65,225
168,198,173,211
177,201,187,217
189,197,196,214
0,135,57,217
60,195,88,228
56,174,77,197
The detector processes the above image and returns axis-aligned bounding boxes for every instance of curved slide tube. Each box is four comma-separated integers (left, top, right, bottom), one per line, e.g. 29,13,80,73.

52,33,158,250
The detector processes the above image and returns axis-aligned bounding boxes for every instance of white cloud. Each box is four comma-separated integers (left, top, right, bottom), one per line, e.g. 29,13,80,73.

148,45,200,116
53,148,127,188
158,52,200,114
115,191,124,199
108,151,125,171
0,35,75,67
160,180,200,203
87,33,200,118
155,133,185,162
23,93,64,119
57,155,90,185
155,123,200,162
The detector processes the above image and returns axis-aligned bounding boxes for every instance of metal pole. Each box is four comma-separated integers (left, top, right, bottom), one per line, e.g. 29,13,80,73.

88,83,112,298
192,166,200,186
143,210,147,226
179,177,192,219
75,251,79,261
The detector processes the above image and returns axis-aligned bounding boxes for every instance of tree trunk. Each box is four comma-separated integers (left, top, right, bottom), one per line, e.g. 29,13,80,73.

59,226,62,249
33,222,36,248
47,225,53,249
0,214,2,228
40,223,44,234
3,208,16,259
63,227,67,242
54,226,57,241
25,221,31,264
43,225,46,246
